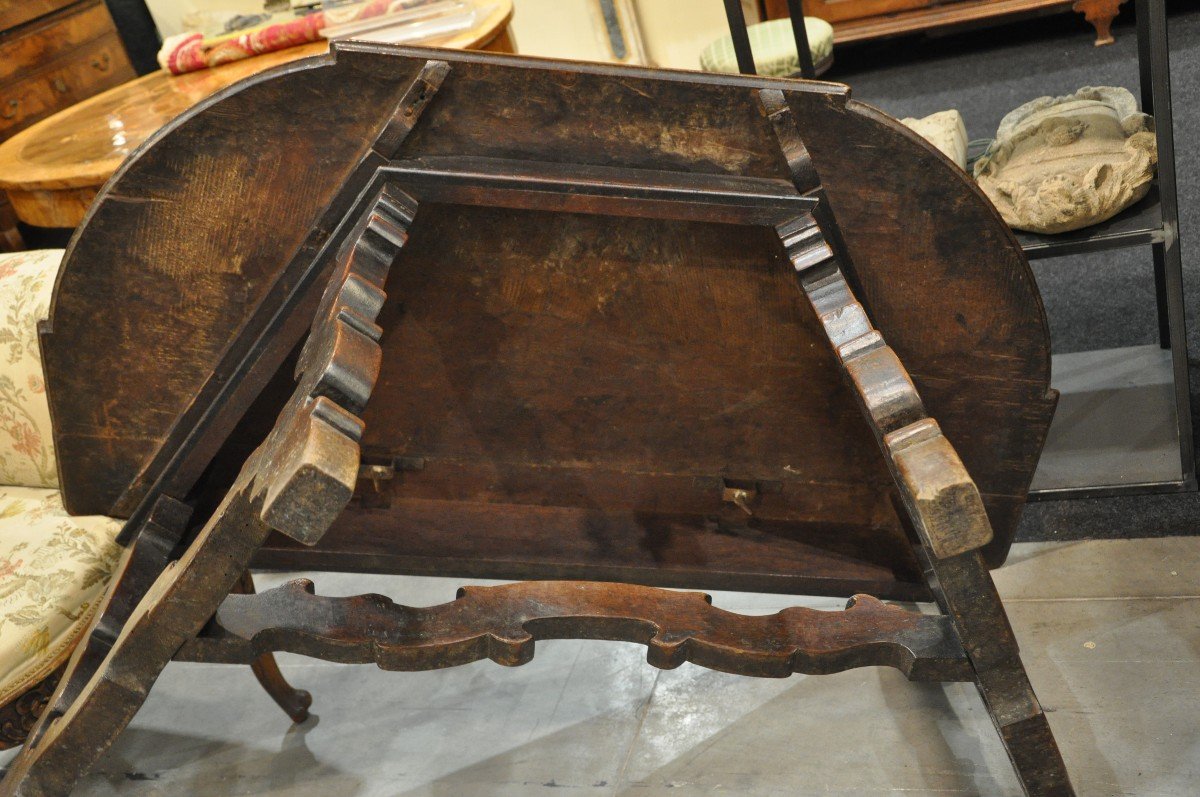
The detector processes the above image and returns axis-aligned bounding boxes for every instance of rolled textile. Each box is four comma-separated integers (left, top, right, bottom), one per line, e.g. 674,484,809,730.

158,0,440,75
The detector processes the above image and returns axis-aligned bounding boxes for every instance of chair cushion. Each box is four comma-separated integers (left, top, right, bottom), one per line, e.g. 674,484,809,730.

0,485,122,704
0,250,65,489
700,17,834,77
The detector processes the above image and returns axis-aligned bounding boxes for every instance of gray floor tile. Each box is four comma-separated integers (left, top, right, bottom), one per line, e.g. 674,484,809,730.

1005,598,1200,797
6,540,1200,795
994,537,1200,600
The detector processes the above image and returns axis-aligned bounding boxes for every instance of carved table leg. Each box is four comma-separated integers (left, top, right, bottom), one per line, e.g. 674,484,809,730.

0,180,404,796
0,364,371,797
762,82,1075,795
234,571,312,723
1074,0,1125,45
913,544,1073,796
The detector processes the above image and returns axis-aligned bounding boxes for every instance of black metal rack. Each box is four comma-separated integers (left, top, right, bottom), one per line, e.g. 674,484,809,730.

724,0,1194,501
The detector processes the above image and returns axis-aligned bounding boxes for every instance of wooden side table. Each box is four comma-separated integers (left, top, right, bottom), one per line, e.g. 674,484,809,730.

764,0,1126,47
0,0,514,230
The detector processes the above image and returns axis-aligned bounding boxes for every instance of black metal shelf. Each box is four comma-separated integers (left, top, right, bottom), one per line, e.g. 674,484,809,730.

724,0,1192,500
989,0,1194,499
1027,344,1195,499
1017,185,1167,260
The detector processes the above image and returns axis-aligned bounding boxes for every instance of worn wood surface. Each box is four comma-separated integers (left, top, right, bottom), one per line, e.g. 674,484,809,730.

1,178,399,797
178,578,973,682
232,571,313,724
761,85,1072,792
776,211,1073,796
7,49,1073,797
41,46,1053,600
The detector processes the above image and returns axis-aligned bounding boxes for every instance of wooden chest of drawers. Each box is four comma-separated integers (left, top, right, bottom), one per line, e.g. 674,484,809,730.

0,0,135,249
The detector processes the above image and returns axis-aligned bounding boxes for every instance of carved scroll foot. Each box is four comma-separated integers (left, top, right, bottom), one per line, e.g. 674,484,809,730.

235,572,312,723
0,667,61,751
251,655,312,724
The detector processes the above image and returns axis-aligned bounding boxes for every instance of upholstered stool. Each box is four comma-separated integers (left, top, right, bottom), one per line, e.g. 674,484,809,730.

700,17,834,77
0,249,122,747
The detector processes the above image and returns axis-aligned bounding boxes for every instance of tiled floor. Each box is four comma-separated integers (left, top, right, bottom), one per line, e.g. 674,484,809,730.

5,537,1198,796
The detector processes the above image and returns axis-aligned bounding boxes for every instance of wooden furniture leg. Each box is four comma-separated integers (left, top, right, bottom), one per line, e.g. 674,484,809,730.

761,88,1073,796
794,228,1073,795
780,223,1073,795
1074,0,1125,45
234,571,312,723
0,55,1073,796
0,180,412,797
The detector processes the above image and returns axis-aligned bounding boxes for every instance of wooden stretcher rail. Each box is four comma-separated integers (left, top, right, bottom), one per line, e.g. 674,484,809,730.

179,579,974,682
0,50,1076,797
383,156,818,224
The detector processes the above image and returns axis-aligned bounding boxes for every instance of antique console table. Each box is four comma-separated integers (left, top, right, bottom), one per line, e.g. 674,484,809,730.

1,45,1072,796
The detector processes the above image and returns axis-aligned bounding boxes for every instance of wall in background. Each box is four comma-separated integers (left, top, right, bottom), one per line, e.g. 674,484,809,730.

142,0,761,69
510,0,758,69
143,0,260,39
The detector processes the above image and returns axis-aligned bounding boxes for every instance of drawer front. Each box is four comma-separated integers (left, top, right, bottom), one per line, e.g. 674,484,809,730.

0,1,120,85
0,33,133,137
0,0,78,34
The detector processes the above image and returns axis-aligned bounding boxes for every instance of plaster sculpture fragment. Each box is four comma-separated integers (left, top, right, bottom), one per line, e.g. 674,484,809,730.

973,86,1156,234
901,110,968,170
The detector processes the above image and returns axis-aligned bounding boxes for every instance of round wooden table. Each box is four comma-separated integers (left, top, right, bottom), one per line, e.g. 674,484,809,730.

0,1,513,228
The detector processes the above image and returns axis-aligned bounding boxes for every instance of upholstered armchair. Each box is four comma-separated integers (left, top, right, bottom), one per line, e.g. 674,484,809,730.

0,249,122,748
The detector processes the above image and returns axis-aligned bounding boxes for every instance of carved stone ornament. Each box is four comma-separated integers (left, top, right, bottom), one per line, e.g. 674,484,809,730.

973,86,1156,234
901,110,968,170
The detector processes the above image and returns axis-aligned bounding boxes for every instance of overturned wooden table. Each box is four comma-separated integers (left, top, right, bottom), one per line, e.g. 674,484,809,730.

3,45,1073,797
0,0,514,229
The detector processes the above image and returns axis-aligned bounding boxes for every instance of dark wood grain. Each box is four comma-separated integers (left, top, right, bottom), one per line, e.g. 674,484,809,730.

7,48,1073,797
179,578,973,682
762,104,1071,789
2,171,399,797
40,46,1053,599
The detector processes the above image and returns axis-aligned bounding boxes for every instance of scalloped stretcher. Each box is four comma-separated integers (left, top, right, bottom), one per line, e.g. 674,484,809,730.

2,46,1072,795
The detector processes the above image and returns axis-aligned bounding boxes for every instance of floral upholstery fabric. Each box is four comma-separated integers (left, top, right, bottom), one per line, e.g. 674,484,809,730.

0,250,124,707
0,487,121,704
0,249,61,489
